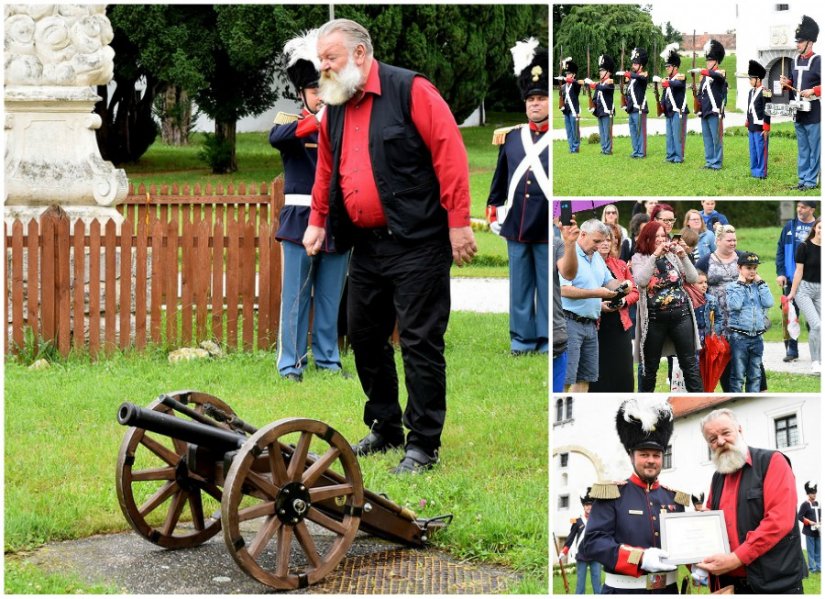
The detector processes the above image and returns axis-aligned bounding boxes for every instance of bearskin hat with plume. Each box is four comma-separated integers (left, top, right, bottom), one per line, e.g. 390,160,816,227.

598,53,616,74
703,38,725,63
283,29,321,91
796,15,819,42
511,37,549,100
805,481,818,495
661,42,681,68
616,397,674,453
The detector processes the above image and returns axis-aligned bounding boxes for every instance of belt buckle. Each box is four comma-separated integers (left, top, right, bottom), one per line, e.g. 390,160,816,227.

646,573,668,590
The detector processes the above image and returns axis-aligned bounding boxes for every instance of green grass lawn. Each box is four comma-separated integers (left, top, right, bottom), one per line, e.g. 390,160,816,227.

4,312,548,593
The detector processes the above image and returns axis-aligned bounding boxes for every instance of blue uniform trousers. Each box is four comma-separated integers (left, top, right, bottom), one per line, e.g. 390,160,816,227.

564,112,580,153
277,241,349,376
795,121,821,188
507,240,548,353
749,131,768,178
701,114,723,169
575,559,602,594
628,112,646,157
806,534,821,572
597,116,612,154
665,113,684,163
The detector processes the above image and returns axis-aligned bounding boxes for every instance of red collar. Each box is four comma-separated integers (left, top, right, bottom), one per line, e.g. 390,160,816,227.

630,472,660,490
529,121,549,133
802,50,815,59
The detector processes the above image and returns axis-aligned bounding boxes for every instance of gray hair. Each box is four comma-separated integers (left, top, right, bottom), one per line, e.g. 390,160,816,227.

699,408,740,433
318,18,373,57
580,219,610,236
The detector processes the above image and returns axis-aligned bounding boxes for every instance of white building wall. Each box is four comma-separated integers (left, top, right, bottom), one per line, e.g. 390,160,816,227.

552,396,821,558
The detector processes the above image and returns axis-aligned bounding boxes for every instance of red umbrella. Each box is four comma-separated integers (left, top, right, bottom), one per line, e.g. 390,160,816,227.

699,313,731,392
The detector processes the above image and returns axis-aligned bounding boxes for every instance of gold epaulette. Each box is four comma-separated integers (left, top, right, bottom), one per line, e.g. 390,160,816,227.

491,124,523,145
570,517,578,524
590,480,624,500
762,89,773,98
273,111,300,125
674,74,686,81
717,69,726,78
661,485,691,506
606,78,615,85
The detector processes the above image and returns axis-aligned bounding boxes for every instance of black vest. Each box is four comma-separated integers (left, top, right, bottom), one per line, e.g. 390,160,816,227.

325,62,447,250
709,447,805,593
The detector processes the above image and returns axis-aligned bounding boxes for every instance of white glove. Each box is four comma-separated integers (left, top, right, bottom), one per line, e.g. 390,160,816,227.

652,75,662,83
615,70,626,77
692,566,709,586
554,76,566,81
314,105,327,124
559,552,568,563
584,77,594,85
490,221,502,236
688,68,702,74
812,523,821,531
641,548,677,573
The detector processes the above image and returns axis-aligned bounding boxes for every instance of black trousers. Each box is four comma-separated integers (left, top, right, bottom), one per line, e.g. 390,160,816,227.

714,574,803,594
641,305,703,392
347,233,452,454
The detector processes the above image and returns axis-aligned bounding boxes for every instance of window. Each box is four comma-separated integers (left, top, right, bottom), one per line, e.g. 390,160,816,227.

558,494,570,510
776,4,789,10
554,397,574,423
566,396,574,420
560,452,569,468
664,445,673,470
775,415,799,448
555,398,563,423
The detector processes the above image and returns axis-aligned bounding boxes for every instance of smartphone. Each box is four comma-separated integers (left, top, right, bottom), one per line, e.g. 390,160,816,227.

559,201,573,226
671,234,682,242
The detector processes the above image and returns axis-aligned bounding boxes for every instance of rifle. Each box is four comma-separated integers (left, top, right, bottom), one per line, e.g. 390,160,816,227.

691,30,702,114
586,45,595,112
653,39,663,116
620,40,628,109
553,532,570,594
558,45,565,110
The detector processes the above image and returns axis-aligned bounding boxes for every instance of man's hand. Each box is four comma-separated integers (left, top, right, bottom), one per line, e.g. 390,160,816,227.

561,216,580,244
801,88,816,99
601,301,619,313
697,552,743,576
449,226,477,267
641,548,677,573
598,287,619,299
776,275,788,288
303,224,326,257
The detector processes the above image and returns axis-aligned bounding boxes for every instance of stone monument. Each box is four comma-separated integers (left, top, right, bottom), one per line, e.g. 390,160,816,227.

4,4,128,224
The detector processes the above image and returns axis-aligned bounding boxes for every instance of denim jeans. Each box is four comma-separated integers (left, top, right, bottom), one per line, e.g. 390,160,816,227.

641,305,702,392
728,332,764,392
575,559,602,594
795,121,821,187
628,111,646,157
701,114,723,169
598,116,612,154
665,112,684,162
806,534,821,573
564,112,580,153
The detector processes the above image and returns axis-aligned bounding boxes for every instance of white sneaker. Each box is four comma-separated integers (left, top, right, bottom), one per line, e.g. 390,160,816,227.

813,361,821,373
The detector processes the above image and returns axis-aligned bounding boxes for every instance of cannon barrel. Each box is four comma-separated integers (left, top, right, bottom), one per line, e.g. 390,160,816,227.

118,402,246,454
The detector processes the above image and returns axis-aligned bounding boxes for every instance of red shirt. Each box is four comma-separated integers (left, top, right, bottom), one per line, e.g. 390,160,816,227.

706,450,797,577
309,60,471,229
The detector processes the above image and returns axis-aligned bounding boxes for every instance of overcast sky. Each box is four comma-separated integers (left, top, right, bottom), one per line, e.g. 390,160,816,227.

647,1,738,34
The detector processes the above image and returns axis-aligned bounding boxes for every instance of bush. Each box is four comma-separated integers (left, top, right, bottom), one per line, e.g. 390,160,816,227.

197,133,233,173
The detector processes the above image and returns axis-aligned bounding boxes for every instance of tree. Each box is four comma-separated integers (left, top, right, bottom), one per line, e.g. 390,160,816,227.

663,21,683,45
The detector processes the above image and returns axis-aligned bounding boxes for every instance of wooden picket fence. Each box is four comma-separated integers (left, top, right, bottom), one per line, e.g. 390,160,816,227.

5,179,286,358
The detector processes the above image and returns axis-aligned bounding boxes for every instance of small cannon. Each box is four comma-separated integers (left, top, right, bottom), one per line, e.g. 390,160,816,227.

116,391,450,590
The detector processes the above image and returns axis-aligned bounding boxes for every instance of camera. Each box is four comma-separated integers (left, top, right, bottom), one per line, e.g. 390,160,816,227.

607,282,630,309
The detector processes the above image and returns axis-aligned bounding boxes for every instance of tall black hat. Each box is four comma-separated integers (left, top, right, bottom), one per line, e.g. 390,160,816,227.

598,53,616,73
616,398,674,453
805,481,818,494
661,42,681,68
704,39,725,63
512,38,549,100
630,47,648,67
796,15,819,42
580,487,594,505
748,60,767,79
691,491,705,506
562,56,578,75
283,29,320,91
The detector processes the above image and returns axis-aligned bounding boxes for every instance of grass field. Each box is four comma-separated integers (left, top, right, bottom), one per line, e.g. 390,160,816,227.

4,312,549,593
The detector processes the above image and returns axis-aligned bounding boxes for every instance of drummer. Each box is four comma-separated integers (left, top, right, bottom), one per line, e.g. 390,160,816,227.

744,60,771,179
780,15,821,191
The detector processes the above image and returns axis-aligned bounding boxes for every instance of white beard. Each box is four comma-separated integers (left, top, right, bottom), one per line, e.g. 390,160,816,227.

318,55,363,106
711,434,748,474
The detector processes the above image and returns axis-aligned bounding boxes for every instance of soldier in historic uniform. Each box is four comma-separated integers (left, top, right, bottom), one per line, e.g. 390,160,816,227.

560,488,603,594
559,57,582,153
579,398,689,594
618,47,649,158
780,15,821,191
690,39,727,170
743,60,771,179
486,39,549,355
269,29,350,382
586,54,616,155
656,43,689,164
798,481,821,573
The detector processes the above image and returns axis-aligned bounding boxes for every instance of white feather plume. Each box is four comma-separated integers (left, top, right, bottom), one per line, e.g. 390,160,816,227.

621,397,672,432
283,28,320,70
703,39,712,55
562,56,572,63
661,42,679,60
511,37,539,76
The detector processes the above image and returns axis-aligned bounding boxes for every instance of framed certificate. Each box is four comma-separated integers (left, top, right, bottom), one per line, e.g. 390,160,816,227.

660,510,730,565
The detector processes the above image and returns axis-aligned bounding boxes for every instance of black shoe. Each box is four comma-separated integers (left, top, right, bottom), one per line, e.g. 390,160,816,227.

390,446,439,475
511,349,532,357
800,185,818,191
789,183,805,190
351,431,403,457
283,372,303,383
782,355,799,363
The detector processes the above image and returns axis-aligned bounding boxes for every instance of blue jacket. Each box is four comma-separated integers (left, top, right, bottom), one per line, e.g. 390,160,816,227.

695,293,723,341
696,229,716,260
725,279,774,335
776,218,815,279
698,67,727,118
700,210,728,229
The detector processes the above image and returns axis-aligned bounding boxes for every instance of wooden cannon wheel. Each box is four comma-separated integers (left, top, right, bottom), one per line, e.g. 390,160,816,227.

221,418,364,590
115,391,238,548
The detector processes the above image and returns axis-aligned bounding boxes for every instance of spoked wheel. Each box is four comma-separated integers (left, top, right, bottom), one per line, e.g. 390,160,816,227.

116,391,240,548
222,418,364,590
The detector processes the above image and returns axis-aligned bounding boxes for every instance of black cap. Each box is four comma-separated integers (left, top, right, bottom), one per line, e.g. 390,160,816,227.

512,38,549,100
630,47,648,67
616,398,674,453
796,15,819,42
748,60,766,79
738,252,760,266
661,43,681,68
283,29,321,91
800,200,818,209
704,39,725,63
562,57,578,75
598,53,616,73
805,481,818,494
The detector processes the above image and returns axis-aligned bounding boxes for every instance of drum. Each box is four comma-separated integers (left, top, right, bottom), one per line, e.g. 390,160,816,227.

789,99,812,112
765,103,794,117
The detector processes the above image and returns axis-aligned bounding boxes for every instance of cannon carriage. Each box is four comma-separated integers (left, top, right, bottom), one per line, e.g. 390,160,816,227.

116,391,449,590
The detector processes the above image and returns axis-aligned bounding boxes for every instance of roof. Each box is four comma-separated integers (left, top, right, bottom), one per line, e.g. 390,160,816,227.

680,33,737,53
669,396,734,418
